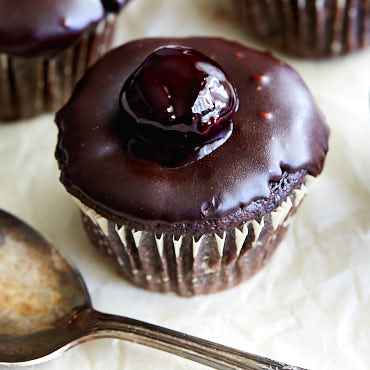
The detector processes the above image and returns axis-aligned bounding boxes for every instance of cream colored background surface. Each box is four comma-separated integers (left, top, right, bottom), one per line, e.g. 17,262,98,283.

1,0,370,369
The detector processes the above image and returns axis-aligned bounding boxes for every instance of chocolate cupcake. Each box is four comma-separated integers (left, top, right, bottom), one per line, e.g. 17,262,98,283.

236,0,370,57
0,0,129,121
55,37,329,296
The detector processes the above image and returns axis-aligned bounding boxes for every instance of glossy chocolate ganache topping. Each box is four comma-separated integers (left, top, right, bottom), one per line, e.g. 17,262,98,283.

56,38,329,225
0,0,128,57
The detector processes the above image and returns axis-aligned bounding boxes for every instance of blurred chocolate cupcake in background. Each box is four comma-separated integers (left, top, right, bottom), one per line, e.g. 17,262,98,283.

56,37,329,296
235,0,370,57
0,0,130,121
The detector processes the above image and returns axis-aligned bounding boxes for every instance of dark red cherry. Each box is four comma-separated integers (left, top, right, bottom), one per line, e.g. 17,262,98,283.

101,0,126,12
119,46,238,167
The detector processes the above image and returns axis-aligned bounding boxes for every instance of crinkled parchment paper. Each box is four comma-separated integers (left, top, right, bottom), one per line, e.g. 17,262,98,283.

0,1,369,369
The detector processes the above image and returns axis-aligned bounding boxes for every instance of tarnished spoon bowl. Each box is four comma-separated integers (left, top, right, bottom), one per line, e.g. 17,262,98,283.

0,209,305,369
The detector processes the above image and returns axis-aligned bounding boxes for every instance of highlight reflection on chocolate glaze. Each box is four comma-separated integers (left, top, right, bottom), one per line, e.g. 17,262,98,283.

0,0,128,57
119,46,238,167
56,38,329,225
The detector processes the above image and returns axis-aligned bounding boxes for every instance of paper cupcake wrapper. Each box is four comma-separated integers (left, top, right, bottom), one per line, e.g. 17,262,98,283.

237,0,370,57
77,176,313,296
0,14,116,121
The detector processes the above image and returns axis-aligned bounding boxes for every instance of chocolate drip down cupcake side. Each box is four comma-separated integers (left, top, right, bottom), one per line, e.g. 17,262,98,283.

0,0,130,121
55,38,329,296
236,0,370,57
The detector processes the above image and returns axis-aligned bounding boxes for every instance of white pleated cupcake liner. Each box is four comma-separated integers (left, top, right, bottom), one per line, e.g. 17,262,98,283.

77,175,313,296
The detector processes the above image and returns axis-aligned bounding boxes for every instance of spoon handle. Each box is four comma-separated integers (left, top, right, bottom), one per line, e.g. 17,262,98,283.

89,310,306,370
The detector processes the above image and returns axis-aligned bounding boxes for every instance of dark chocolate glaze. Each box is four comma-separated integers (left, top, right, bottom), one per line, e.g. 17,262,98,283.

56,38,329,226
88,169,308,238
0,0,128,57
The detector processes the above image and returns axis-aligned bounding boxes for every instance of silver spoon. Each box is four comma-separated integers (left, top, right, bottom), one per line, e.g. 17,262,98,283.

0,209,306,370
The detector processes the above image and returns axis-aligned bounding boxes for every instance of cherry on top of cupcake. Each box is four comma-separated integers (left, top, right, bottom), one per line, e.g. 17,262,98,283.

102,0,129,12
0,0,128,57
119,46,238,167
